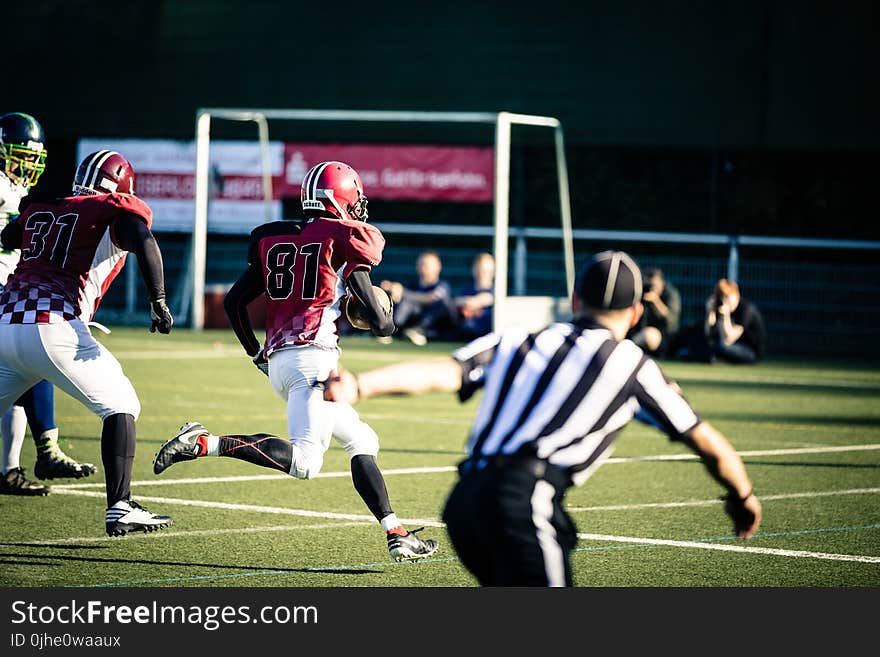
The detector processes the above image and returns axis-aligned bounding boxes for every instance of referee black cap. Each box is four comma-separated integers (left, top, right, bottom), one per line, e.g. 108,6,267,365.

575,250,643,310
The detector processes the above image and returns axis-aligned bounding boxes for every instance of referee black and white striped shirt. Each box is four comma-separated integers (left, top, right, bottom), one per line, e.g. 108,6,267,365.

452,319,700,486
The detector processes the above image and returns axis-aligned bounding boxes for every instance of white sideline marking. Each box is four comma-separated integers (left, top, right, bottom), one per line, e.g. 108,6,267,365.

52,443,880,491
35,489,880,571
53,465,459,490
568,487,880,512
604,443,880,463
114,348,424,363
51,488,445,529
577,532,880,564
29,491,880,546
672,373,880,390
114,349,244,360
10,522,372,545
109,349,880,388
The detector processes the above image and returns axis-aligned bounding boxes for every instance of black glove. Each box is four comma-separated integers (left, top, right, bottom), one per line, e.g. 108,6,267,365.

723,490,756,536
252,348,269,376
371,287,396,337
149,298,173,334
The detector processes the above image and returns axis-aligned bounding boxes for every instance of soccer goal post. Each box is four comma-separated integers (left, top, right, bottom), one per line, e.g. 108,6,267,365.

191,108,574,332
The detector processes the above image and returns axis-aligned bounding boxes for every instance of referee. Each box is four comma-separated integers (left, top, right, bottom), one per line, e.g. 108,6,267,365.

324,250,762,586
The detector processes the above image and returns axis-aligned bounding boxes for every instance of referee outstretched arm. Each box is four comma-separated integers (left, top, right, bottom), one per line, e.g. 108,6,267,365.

679,422,760,538
325,360,760,540
324,250,762,585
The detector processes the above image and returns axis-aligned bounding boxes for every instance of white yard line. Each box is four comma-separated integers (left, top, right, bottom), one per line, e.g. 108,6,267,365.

53,465,459,490
604,443,880,463
51,488,444,529
114,349,244,360
113,348,433,363
576,532,880,564
52,443,880,491
31,489,878,569
568,487,880,512
671,373,880,390
105,348,880,388
8,522,373,545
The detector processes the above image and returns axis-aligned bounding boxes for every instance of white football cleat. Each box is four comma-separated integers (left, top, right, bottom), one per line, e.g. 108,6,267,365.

105,500,172,537
387,527,439,562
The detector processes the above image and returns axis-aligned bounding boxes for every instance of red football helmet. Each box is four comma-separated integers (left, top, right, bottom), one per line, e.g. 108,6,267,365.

72,150,136,196
300,161,368,222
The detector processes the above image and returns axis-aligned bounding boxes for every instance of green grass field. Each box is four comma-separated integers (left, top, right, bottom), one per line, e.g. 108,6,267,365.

1,327,878,587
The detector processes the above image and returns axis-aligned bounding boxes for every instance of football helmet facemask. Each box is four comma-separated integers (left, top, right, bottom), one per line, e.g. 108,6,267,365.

0,112,47,189
73,150,136,196
301,161,368,222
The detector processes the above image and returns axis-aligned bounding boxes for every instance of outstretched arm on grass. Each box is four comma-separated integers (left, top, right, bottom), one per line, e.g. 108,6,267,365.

323,359,462,404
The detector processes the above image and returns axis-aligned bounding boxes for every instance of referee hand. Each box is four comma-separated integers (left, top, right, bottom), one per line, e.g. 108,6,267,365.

724,491,762,539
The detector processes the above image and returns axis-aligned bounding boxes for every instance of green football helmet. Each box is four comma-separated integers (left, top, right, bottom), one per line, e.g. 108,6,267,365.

0,112,47,189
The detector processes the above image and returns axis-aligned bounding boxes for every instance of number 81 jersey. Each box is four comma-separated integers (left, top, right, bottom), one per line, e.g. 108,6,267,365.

249,216,385,355
0,193,151,324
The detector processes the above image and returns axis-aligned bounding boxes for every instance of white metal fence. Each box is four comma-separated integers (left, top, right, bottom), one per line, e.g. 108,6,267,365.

98,225,880,357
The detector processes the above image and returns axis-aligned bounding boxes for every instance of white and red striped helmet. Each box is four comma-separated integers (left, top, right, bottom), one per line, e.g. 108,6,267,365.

300,161,368,222
72,150,135,196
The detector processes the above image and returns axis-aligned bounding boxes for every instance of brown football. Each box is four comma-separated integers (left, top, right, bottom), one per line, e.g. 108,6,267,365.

345,285,392,330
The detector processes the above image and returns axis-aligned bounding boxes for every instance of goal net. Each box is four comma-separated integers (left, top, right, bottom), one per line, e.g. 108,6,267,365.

188,108,574,332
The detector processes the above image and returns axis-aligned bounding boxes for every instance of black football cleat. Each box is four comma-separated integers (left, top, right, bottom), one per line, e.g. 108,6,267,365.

153,421,208,475
0,468,50,496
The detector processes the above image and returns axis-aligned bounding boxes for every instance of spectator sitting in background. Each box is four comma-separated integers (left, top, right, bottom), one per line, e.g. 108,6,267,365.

679,278,765,364
380,250,453,346
628,268,681,358
452,252,495,341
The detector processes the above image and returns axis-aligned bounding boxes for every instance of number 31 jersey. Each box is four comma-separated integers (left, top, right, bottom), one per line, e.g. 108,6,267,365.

248,216,385,355
0,193,151,324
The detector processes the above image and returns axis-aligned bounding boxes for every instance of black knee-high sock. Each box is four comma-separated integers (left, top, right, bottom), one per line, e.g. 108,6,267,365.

218,434,293,473
101,413,136,507
350,454,394,521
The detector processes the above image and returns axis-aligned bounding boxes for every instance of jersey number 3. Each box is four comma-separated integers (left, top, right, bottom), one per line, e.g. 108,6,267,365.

21,211,78,267
265,242,321,300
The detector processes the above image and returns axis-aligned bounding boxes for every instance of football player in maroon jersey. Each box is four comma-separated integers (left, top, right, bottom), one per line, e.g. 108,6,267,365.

0,150,174,536
153,161,439,562
0,112,96,497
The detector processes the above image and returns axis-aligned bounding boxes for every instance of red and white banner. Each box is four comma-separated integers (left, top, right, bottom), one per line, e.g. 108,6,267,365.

278,144,493,202
77,139,493,234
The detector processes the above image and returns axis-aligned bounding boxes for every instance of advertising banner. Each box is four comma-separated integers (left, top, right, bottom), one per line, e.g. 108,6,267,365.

76,139,494,234
278,144,493,203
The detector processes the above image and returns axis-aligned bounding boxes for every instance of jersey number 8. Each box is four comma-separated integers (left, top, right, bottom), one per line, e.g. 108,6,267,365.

265,241,322,300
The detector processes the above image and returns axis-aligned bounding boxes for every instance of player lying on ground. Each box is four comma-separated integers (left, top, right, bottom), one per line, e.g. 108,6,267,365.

153,161,438,562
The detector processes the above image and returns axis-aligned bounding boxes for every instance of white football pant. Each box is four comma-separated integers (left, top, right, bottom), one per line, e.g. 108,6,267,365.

268,345,379,479
0,320,140,422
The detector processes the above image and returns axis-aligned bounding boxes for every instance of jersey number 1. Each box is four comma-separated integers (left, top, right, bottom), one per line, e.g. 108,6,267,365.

265,242,321,300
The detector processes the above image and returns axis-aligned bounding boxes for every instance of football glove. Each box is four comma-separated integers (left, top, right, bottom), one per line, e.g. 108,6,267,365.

723,489,757,537
149,298,173,334
252,348,269,376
